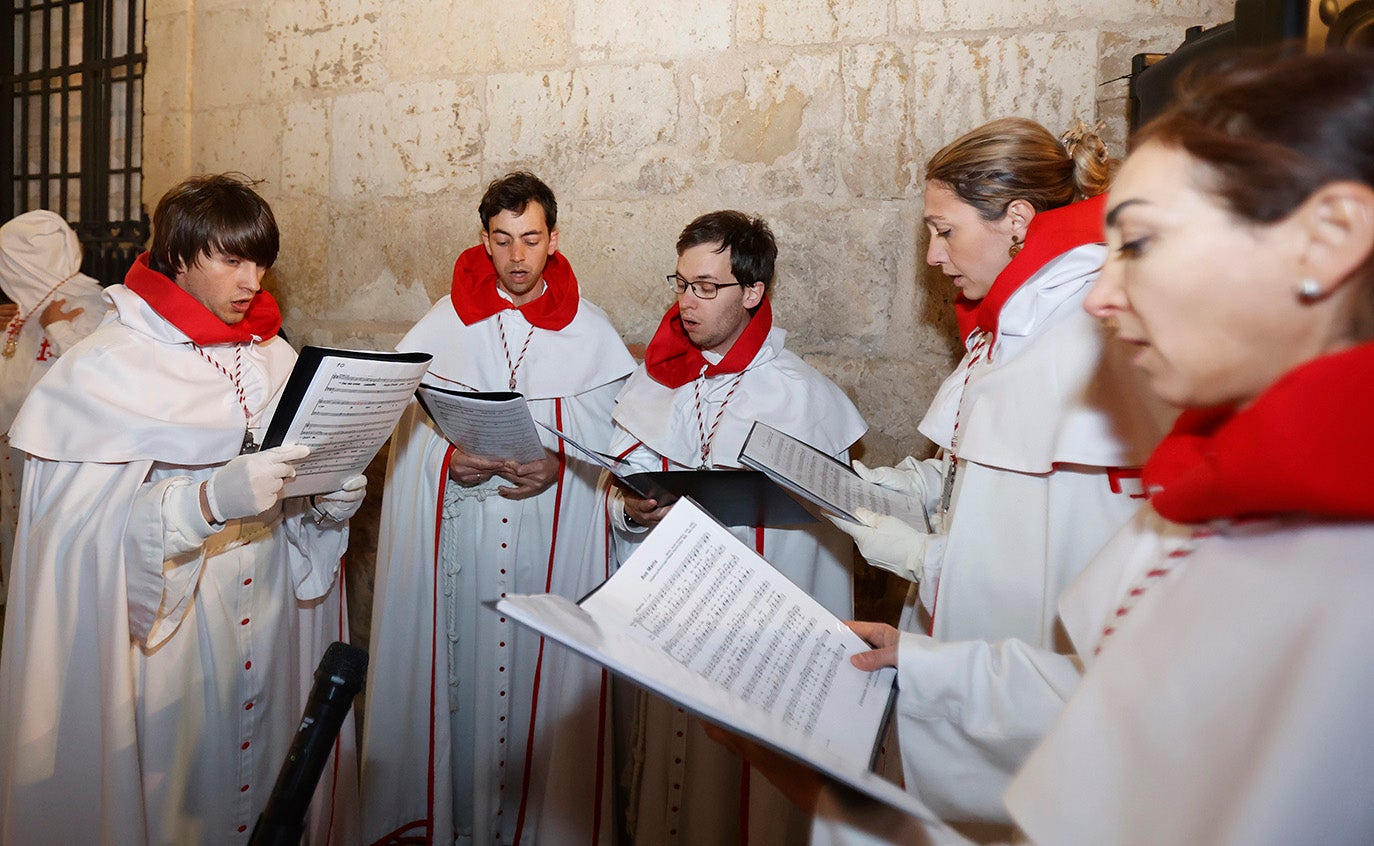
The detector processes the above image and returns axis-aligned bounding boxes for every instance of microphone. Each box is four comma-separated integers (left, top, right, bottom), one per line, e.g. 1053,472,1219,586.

249,641,369,846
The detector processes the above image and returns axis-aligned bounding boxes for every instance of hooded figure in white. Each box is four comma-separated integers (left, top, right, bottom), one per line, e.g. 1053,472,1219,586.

0,210,107,598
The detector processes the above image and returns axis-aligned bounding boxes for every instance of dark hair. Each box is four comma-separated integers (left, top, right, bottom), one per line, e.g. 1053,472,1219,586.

149,173,279,277
925,117,1117,221
479,171,558,231
676,210,778,292
1137,49,1374,225
1136,48,1374,338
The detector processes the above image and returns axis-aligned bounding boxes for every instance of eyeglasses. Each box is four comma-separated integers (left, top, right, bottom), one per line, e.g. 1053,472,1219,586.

667,274,751,299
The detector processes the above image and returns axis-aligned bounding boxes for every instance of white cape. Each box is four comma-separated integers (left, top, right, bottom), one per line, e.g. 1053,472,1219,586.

0,286,359,844
609,326,868,846
0,210,109,600
361,293,634,845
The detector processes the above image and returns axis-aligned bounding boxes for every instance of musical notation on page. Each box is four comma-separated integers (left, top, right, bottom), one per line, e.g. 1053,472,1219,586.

261,346,433,498
497,498,933,821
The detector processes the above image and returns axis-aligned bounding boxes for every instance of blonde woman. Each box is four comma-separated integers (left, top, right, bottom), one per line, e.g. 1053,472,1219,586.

832,119,1169,822
738,48,1374,846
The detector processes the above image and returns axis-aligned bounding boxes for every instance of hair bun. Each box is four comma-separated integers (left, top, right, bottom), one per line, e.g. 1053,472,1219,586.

1060,119,1108,158
1060,119,1117,199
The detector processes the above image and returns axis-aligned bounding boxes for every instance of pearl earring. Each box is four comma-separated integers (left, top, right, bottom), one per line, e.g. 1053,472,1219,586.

1297,278,1323,301
1008,235,1023,259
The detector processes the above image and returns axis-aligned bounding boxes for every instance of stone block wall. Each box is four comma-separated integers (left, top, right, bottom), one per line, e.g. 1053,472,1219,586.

145,0,1230,463
141,0,1232,629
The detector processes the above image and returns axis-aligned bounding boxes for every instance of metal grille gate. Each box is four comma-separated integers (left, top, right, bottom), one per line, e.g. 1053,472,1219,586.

1,0,146,286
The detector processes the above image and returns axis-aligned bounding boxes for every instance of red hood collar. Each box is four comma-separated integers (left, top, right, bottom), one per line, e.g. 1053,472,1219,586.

124,252,281,344
1144,340,1374,523
450,244,579,330
954,194,1107,343
644,297,774,389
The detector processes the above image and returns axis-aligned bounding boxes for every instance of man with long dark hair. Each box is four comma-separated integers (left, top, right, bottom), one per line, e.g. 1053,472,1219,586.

0,173,363,844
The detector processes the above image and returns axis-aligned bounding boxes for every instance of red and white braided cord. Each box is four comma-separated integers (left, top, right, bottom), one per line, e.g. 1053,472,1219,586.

1094,527,1215,656
497,312,535,392
693,366,745,467
192,344,252,428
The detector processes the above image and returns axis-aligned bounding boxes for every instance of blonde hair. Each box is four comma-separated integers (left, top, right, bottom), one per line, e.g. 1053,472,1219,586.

925,117,1118,221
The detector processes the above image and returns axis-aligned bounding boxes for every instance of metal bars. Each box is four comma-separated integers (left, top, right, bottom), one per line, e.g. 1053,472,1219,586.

1,0,147,285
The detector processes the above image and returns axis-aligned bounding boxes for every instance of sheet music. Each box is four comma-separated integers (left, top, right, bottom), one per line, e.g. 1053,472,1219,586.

538,422,814,524
612,507,882,738
739,421,928,527
264,348,432,497
497,498,933,820
417,386,546,464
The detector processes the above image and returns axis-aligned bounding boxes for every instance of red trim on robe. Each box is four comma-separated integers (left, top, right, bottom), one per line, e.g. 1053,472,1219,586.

370,820,429,845
593,448,618,844
513,397,572,844
543,399,566,597
449,245,580,331
123,251,282,344
643,298,775,389
602,481,616,579
428,445,456,845
1106,467,1147,499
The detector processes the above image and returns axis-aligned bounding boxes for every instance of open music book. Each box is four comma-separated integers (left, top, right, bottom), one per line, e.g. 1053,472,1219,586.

415,385,547,464
739,421,930,528
261,346,432,497
539,421,816,527
496,497,936,820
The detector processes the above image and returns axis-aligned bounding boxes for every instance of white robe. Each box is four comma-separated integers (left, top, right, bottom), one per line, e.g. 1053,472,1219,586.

608,326,867,846
868,246,1170,822
907,245,1169,643
1006,509,1374,845
0,285,358,845
0,210,109,601
810,509,1374,846
360,294,634,845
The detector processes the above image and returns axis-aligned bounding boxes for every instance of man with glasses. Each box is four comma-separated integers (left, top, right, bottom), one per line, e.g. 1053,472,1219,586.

361,172,635,845
606,209,866,846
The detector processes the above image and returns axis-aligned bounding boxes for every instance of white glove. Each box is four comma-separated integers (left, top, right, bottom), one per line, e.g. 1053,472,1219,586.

854,458,944,531
853,459,928,500
829,507,929,584
312,474,367,523
204,444,311,522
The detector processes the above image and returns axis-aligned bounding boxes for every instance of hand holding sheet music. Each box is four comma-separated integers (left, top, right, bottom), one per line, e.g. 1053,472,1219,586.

739,421,928,528
497,497,936,820
416,385,547,464
260,346,432,497
539,421,816,527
